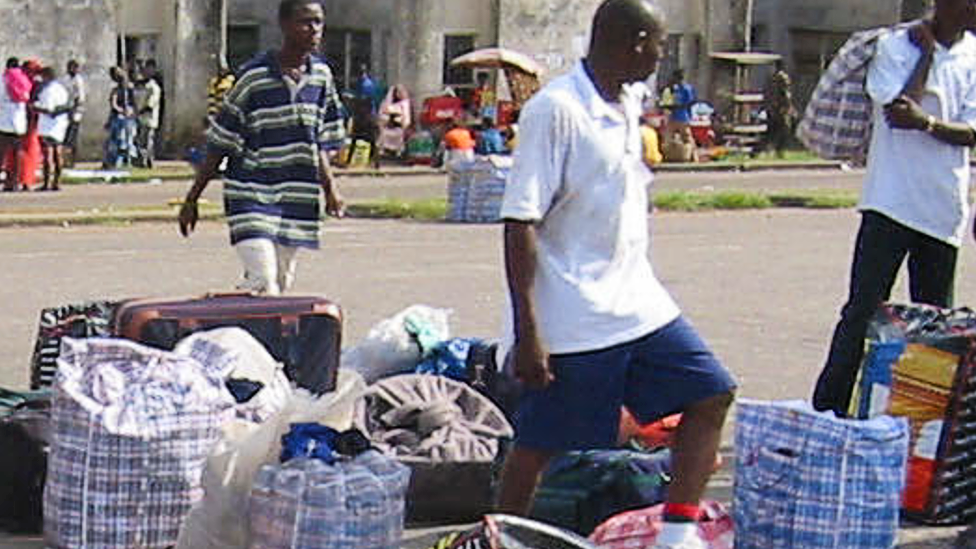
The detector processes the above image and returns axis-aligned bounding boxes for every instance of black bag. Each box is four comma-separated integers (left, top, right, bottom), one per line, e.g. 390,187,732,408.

0,389,51,534
529,448,672,536
30,300,120,389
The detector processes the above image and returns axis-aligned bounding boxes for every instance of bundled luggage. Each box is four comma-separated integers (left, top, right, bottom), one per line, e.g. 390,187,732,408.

446,156,510,223
529,448,672,536
358,374,514,523
852,303,976,524
734,399,909,549
248,450,410,549
44,337,237,549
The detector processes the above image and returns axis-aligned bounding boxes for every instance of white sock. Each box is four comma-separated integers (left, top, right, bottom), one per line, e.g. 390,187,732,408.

656,521,699,546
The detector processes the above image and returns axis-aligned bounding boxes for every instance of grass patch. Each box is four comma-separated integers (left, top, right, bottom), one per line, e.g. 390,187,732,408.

654,190,855,212
710,150,824,164
346,198,448,220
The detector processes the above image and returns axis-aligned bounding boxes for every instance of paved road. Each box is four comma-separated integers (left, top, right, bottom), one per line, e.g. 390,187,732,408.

0,168,864,215
0,208,968,547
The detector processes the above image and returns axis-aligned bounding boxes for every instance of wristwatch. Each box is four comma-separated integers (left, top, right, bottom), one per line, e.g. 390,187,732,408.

923,115,937,134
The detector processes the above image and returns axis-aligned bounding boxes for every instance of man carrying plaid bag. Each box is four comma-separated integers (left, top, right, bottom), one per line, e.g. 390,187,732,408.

813,0,976,416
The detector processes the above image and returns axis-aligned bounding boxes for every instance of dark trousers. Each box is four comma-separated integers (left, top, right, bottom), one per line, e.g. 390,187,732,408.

812,211,957,416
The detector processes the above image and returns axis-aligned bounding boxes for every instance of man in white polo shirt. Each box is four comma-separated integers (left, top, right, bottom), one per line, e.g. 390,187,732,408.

813,0,976,416
33,67,71,191
495,1,736,548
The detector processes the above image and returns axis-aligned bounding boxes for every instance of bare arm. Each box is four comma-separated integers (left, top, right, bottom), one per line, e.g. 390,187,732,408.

887,23,976,148
178,150,224,237
504,221,552,389
318,149,345,218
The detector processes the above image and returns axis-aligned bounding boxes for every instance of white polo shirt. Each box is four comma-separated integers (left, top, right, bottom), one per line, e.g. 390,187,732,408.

861,29,976,247
500,61,680,354
36,81,70,143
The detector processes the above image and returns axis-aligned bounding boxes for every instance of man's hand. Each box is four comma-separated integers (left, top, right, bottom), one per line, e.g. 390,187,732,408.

884,96,930,131
178,201,198,237
324,185,345,218
909,21,936,55
513,335,553,390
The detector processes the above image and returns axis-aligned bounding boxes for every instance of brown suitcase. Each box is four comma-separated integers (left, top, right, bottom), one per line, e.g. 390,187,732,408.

112,293,342,394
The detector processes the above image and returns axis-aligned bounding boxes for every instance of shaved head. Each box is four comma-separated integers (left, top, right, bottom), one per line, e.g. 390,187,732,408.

590,0,665,52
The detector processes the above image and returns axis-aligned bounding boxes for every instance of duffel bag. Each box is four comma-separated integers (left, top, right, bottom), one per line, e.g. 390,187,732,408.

529,448,672,536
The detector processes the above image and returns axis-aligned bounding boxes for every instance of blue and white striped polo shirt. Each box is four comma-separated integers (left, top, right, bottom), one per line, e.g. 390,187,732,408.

208,51,346,249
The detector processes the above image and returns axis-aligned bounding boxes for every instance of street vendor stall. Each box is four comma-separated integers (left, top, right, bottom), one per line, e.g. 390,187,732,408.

443,48,544,223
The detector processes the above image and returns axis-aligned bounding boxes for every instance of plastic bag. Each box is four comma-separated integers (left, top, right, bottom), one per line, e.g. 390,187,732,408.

341,305,451,383
427,514,597,549
175,327,292,423
175,369,366,549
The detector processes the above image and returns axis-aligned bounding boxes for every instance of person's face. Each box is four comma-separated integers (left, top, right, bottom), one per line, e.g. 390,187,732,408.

282,2,325,53
628,27,666,82
937,0,976,30
394,87,405,101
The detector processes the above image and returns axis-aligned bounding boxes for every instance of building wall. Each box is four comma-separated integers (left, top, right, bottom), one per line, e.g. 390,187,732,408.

752,0,903,104
0,0,117,161
115,0,219,155
498,0,710,90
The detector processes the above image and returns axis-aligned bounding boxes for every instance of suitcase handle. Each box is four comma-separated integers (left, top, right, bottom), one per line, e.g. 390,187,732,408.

203,290,261,299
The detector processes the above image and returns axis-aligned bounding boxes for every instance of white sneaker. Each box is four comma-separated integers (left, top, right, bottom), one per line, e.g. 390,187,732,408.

650,536,707,549
651,522,707,549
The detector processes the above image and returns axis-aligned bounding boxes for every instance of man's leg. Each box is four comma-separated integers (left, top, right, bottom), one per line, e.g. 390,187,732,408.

235,238,280,295
51,144,63,191
274,243,300,294
667,392,734,505
624,317,736,549
1,134,22,192
813,212,909,415
496,344,630,515
907,231,958,309
496,446,556,515
40,142,52,190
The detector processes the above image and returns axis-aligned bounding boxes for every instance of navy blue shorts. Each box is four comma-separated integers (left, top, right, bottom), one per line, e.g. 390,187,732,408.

514,316,737,451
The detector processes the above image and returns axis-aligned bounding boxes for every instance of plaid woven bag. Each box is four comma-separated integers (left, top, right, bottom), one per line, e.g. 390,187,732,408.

796,22,915,164
734,400,909,549
248,451,411,549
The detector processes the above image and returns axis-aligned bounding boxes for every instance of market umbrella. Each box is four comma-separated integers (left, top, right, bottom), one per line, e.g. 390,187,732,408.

451,47,545,107
450,47,545,76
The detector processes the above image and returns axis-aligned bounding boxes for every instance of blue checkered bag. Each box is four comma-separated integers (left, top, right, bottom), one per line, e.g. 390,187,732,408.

796,22,916,164
248,450,411,549
734,400,909,549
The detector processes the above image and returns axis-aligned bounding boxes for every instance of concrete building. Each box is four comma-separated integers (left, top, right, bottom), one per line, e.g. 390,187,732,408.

751,0,904,104
223,0,741,110
0,0,117,161
0,0,915,159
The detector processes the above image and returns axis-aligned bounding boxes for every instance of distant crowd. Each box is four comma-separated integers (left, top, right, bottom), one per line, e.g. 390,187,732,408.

0,57,164,193
0,58,85,192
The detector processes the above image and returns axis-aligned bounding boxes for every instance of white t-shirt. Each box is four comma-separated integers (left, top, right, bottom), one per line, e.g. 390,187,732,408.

36,81,71,143
500,61,680,354
861,29,976,247
0,73,28,136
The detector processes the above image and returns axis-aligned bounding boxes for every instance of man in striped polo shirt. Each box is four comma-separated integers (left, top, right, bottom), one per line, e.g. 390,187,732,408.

179,0,346,295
